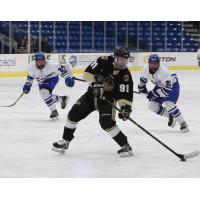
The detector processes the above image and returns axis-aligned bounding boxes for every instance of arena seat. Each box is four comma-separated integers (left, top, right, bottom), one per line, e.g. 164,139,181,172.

0,21,199,53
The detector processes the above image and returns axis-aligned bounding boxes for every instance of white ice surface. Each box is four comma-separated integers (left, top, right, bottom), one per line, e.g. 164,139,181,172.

0,71,199,177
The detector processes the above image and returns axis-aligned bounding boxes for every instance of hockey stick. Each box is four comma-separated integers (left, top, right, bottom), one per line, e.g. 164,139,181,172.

72,77,86,82
0,92,24,107
104,98,199,161
133,91,140,94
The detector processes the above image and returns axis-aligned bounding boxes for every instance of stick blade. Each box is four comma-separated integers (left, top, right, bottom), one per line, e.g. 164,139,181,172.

0,93,24,108
0,104,15,107
183,150,200,160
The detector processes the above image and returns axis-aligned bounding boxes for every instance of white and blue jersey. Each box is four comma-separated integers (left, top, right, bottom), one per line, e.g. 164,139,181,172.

197,48,200,66
26,60,72,91
138,62,188,131
139,63,179,103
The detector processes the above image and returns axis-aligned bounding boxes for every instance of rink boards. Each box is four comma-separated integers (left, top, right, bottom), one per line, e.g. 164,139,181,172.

0,66,200,78
0,52,200,78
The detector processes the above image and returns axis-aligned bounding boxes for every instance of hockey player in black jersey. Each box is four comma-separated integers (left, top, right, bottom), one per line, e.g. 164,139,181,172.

52,47,134,157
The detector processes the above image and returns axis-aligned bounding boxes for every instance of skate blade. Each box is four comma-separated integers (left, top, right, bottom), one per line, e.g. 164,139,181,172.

52,146,66,154
119,151,134,158
181,128,189,133
50,117,59,121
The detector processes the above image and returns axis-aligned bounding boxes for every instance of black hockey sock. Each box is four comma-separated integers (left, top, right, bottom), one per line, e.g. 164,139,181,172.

62,126,75,141
112,131,128,147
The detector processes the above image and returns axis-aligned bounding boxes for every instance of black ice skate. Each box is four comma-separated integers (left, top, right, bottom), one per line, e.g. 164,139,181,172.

52,139,70,153
168,114,176,128
180,122,189,133
118,143,133,157
61,96,69,109
50,109,59,120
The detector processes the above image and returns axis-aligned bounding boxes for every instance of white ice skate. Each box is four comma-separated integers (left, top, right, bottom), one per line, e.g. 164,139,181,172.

168,114,176,128
180,122,189,133
61,96,69,109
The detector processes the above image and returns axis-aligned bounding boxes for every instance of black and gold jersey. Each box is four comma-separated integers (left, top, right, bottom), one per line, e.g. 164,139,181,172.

83,56,133,106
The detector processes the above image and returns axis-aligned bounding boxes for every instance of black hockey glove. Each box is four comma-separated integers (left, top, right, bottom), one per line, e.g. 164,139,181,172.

118,105,132,121
91,82,104,99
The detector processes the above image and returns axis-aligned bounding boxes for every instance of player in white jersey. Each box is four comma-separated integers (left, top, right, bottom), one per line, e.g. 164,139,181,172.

197,47,200,67
22,52,75,119
138,54,189,133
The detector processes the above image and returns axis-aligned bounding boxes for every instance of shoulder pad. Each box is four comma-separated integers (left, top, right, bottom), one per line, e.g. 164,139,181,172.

97,56,108,63
97,56,114,64
100,56,109,60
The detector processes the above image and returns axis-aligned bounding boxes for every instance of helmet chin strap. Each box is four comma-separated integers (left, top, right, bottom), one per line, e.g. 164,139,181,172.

149,69,156,74
36,64,45,69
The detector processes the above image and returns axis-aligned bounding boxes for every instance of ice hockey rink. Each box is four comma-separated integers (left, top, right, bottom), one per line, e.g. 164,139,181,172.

0,70,200,178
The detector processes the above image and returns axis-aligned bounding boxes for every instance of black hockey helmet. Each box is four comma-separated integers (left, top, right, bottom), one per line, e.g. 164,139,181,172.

114,46,130,59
